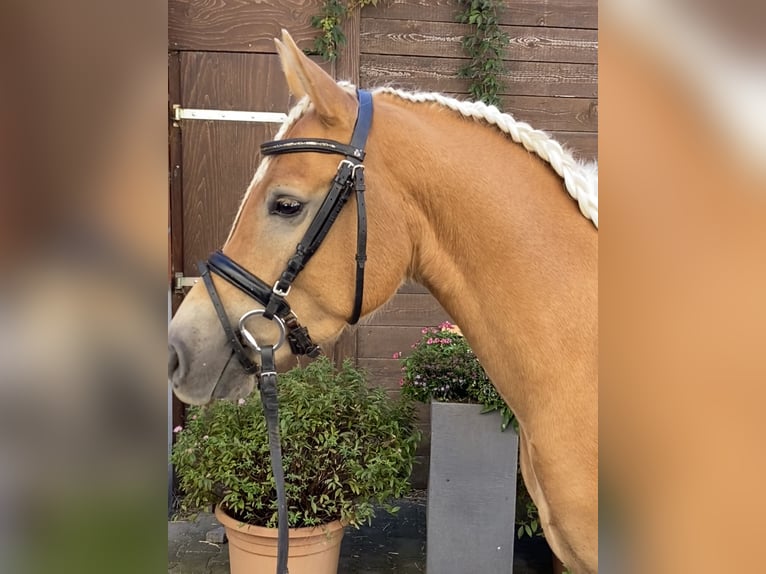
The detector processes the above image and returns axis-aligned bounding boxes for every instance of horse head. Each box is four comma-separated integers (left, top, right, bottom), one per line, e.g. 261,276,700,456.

168,30,412,404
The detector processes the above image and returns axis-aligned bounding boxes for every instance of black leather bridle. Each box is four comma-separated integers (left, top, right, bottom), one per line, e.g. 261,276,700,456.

197,89,373,371
196,89,374,574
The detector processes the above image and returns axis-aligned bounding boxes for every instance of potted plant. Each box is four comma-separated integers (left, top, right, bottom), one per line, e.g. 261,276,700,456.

398,321,521,572
171,357,421,574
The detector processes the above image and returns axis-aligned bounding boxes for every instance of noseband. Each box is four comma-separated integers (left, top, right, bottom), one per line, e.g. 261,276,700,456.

196,89,373,574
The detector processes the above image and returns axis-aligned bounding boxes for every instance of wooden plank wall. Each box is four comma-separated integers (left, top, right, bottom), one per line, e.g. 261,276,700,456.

359,0,598,160
169,0,321,53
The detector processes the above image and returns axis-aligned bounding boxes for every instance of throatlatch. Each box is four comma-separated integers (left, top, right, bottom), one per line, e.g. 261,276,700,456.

198,90,374,574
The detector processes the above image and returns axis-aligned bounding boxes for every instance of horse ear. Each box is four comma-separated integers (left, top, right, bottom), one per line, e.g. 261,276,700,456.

274,37,307,100
275,29,355,126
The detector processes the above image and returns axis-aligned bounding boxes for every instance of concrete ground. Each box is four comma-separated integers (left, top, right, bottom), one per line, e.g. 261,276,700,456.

168,492,555,573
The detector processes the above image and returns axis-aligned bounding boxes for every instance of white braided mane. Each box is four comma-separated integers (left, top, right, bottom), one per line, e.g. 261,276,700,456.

372,86,598,229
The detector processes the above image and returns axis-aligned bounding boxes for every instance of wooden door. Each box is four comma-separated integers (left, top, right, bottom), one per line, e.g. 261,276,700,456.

174,52,291,276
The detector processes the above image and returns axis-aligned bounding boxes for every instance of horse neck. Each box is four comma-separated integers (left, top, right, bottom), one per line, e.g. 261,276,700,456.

374,97,598,419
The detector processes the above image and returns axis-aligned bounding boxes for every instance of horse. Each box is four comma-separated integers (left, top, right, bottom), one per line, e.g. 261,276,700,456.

168,30,598,573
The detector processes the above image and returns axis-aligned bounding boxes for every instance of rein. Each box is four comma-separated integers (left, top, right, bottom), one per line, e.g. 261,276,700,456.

198,90,373,574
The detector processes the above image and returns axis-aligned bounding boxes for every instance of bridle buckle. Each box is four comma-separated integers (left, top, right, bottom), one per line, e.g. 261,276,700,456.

272,281,291,298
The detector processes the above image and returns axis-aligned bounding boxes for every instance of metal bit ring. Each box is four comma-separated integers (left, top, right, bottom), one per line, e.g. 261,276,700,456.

238,310,286,352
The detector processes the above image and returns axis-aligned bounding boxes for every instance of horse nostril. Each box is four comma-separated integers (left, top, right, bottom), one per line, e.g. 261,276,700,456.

168,344,181,381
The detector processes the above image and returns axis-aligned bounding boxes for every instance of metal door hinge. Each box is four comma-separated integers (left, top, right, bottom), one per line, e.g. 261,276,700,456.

174,273,200,292
171,105,287,123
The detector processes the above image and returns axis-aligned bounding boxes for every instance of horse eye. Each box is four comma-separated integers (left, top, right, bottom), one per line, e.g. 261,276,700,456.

271,197,303,217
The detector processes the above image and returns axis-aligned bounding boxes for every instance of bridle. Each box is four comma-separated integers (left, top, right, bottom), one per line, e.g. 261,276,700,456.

197,89,374,574
197,89,372,371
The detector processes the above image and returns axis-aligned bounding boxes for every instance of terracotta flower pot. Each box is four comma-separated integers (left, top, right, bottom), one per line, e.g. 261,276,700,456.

215,505,345,574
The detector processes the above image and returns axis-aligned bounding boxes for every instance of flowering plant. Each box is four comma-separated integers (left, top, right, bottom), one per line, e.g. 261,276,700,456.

171,357,420,528
398,321,515,431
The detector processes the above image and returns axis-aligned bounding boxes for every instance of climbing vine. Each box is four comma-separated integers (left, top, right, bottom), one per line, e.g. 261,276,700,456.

456,0,509,107
311,0,508,106
311,0,379,61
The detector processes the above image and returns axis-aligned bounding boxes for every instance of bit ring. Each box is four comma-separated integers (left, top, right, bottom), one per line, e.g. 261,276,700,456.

238,310,286,352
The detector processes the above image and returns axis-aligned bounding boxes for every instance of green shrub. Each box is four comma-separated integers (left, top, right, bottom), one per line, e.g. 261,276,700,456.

171,357,420,528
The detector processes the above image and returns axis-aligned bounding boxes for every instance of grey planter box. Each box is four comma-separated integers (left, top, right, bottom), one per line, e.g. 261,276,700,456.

427,402,519,574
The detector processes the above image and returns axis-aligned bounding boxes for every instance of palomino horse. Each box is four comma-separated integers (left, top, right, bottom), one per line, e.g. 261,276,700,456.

169,30,598,573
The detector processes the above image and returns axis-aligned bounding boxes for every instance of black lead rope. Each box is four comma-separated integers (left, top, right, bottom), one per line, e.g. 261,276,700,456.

259,345,289,574
197,263,289,573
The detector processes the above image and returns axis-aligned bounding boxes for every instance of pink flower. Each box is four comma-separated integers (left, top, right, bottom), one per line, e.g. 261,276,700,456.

426,338,434,344
238,398,246,405
421,328,428,334
173,425,182,433
392,352,402,359
439,321,454,330
399,379,404,387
